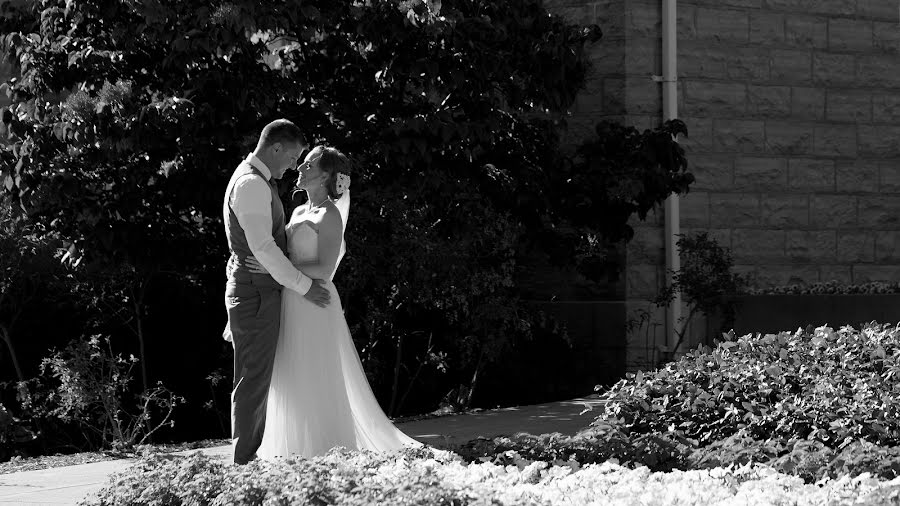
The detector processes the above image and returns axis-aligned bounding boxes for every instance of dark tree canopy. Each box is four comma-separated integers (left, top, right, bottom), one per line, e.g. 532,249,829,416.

0,0,691,412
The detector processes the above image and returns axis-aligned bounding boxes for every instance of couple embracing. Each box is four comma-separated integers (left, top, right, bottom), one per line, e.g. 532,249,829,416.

222,119,419,464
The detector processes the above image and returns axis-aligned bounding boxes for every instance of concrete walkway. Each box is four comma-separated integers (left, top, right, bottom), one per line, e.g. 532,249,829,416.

0,396,604,505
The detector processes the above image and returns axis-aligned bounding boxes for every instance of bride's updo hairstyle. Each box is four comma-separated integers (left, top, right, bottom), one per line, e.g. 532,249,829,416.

307,145,351,200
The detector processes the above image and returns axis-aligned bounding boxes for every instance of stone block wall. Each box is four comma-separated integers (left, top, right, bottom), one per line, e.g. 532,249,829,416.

546,0,900,370
678,0,900,287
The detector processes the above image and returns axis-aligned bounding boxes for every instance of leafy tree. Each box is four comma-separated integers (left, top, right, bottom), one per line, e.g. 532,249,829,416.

1,0,692,415
0,205,63,382
655,232,746,355
548,120,692,281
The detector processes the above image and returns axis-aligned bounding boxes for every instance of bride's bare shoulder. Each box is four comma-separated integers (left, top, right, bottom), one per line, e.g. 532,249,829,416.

320,201,343,232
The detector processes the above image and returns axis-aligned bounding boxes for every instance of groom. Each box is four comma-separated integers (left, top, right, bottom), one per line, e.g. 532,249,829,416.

222,118,331,464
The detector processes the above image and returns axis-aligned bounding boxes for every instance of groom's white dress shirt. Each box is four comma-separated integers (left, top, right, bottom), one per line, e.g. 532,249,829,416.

230,154,312,295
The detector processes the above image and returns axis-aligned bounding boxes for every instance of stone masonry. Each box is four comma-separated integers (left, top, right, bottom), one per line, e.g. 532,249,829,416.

546,0,900,370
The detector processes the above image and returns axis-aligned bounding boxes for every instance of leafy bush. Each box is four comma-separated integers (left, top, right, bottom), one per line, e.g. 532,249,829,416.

84,448,467,506
744,280,900,295
0,402,36,462
83,446,900,506
451,322,900,483
449,429,900,483
16,335,183,452
451,430,690,471
687,430,900,482
595,323,900,448
652,232,746,354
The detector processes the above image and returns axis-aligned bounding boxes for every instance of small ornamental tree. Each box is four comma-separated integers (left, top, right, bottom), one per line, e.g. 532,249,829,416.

1,0,692,412
655,232,747,355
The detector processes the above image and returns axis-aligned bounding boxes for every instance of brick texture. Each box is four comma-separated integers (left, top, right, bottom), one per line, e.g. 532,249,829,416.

788,158,835,191
784,16,827,48
734,156,788,190
836,161,879,193
550,0,900,372
787,230,837,262
761,194,809,227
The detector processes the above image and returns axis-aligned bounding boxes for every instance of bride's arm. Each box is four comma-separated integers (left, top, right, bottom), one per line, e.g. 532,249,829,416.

294,203,343,280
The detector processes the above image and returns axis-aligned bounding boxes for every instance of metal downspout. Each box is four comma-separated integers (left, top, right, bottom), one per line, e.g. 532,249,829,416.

661,0,681,355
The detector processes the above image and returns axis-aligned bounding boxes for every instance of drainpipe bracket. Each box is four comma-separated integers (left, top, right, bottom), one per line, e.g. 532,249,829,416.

650,74,677,83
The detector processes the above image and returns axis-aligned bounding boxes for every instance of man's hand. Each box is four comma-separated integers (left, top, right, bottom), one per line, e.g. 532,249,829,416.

245,255,267,274
304,279,331,307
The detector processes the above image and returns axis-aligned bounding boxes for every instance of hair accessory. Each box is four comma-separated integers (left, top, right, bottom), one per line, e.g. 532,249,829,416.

336,172,351,194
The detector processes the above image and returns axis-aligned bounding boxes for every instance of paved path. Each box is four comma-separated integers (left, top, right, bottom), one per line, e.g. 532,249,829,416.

0,396,604,505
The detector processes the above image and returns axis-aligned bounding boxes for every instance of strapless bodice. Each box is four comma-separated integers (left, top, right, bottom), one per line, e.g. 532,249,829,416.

288,221,318,264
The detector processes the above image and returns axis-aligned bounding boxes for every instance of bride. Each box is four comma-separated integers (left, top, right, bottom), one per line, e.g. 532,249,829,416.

246,145,421,458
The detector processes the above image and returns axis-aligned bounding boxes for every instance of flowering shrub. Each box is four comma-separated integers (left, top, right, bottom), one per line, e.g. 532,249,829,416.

83,448,467,506
743,280,900,295
450,428,900,483
595,323,900,448
451,430,690,472
687,429,900,482
83,448,900,506
452,322,900,483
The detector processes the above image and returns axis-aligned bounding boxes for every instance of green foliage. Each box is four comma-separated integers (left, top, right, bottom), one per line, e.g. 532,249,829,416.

83,448,465,506
540,119,691,283
0,402,37,462
78,444,900,505
744,280,900,295
654,232,747,353
0,0,692,419
451,427,900,483
0,205,64,382
596,323,900,447
688,430,900,483
658,233,746,319
566,120,691,244
82,428,900,505
452,430,690,472
452,323,900,483
0,0,604,272
583,322,900,482
16,335,183,452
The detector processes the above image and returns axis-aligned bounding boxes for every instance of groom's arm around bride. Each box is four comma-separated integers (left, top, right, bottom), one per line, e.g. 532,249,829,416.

221,122,331,342
226,132,330,306
228,167,331,305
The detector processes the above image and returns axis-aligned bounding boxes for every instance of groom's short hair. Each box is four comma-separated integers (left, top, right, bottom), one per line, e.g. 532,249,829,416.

259,119,307,148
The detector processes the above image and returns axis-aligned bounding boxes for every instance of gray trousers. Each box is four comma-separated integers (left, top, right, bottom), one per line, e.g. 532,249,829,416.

225,281,282,464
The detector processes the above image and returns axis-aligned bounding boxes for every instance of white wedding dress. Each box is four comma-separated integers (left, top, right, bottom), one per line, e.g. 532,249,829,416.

258,214,421,459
